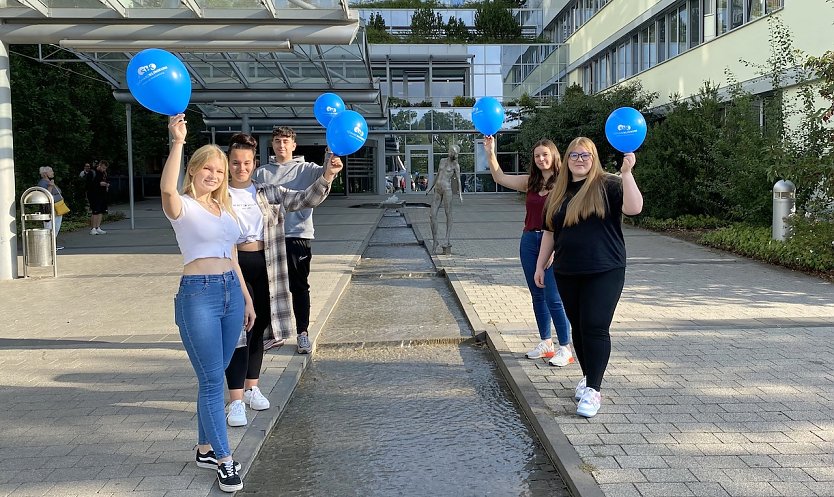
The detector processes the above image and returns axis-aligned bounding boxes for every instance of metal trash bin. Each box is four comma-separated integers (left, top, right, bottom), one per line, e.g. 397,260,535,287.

20,187,58,277
772,180,796,241
24,229,54,266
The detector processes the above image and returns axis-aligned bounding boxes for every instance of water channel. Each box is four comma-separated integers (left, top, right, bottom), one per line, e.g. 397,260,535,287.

240,208,569,497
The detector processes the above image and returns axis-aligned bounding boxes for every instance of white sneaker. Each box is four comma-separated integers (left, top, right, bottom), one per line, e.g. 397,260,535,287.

243,386,270,411
548,346,575,367
95,227,107,234
297,332,312,354
577,387,601,418
226,400,247,427
574,376,587,401
525,340,555,359
90,228,98,235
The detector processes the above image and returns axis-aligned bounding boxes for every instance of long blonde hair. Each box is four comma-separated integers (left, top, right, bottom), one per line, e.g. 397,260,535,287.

544,137,607,229
182,144,235,217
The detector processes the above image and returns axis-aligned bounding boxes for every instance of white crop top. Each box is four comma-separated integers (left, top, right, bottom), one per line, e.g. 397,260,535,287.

229,184,264,244
165,194,242,265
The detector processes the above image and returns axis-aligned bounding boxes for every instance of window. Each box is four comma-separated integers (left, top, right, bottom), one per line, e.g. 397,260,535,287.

657,17,667,62
731,0,744,29
669,8,679,57
689,0,700,47
716,0,729,35
678,5,688,54
748,0,765,19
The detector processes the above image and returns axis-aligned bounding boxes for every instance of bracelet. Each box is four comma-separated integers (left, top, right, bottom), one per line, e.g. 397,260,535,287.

172,140,186,145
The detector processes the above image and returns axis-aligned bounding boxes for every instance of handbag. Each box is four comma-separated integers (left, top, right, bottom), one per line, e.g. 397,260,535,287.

54,199,70,216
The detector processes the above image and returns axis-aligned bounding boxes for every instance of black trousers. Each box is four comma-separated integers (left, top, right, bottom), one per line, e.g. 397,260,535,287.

286,237,312,335
555,267,625,392
225,250,270,389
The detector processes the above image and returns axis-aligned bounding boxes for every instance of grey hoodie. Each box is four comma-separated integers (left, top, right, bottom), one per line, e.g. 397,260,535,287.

253,156,324,239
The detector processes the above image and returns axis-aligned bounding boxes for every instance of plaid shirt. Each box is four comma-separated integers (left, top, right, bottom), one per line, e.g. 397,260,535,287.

254,176,331,340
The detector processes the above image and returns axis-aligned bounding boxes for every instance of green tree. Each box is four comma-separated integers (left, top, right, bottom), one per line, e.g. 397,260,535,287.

474,0,522,42
410,4,443,41
444,16,470,42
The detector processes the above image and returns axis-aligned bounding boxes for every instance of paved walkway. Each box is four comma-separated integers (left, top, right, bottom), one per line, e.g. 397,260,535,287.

2,193,833,497
407,195,834,497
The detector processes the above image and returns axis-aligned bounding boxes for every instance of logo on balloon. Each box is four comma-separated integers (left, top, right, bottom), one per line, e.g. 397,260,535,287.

127,48,191,116
353,124,364,137
137,63,157,76
605,107,647,153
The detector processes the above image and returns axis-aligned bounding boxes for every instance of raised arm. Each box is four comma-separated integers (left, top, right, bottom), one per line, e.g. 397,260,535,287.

160,114,187,219
270,153,343,211
620,153,643,216
483,135,528,192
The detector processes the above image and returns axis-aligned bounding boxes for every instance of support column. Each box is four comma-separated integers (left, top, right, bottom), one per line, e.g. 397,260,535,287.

0,41,17,280
126,104,135,230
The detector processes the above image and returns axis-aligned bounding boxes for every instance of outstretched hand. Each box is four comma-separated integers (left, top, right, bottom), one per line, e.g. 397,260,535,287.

483,135,495,155
323,154,344,182
168,113,187,143
620,153,636,175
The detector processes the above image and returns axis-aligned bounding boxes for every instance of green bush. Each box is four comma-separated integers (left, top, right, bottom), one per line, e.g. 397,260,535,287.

635,215,731,231
452,96,476,107
700,219,834,273
474,0,521,42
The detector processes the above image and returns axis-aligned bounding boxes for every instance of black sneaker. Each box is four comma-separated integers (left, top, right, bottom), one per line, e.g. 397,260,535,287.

217,460,243,493
195,449,240,471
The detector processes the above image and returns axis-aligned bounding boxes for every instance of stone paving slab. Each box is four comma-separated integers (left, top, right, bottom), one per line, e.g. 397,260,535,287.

407,195,834,497
0,196,378,497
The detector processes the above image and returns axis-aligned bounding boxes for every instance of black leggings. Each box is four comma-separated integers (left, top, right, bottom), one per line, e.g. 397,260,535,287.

225,250,270,390
555,267,625,392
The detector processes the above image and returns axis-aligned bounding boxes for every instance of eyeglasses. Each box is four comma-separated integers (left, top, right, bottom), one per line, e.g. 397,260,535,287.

568,152,593,161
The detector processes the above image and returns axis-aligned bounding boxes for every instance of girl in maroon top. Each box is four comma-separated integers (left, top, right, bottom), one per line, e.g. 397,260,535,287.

483,136,573,366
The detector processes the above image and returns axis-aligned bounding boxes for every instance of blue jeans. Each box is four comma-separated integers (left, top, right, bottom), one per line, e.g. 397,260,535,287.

175,271,244,460
519,230,570,345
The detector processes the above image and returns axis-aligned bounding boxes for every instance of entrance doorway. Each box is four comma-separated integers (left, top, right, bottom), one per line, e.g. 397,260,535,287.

406,145,432,193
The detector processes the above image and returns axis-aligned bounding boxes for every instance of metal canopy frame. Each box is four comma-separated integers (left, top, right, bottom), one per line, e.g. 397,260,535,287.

0,0,384,129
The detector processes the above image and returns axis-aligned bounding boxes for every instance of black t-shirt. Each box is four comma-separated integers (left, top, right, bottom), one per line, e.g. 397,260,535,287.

550,174,626,275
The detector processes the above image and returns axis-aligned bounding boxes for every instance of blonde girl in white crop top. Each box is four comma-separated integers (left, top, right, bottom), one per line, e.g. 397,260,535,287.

161,115,255,488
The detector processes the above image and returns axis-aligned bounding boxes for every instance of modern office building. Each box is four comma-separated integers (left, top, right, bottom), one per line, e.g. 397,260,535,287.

540,0,828,114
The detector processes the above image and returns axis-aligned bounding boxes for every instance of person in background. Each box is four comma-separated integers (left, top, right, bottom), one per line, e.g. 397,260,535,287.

79,162,95,213
89,160,110,235
161,114,255,492
483,136,573,366
38,166,65,250
254,126,343,355
223,132,340,427
535,137,643,418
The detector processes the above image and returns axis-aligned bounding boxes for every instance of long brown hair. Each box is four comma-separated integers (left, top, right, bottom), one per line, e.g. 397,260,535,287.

182,144,235,217
544,137,607,229
527,139,560,193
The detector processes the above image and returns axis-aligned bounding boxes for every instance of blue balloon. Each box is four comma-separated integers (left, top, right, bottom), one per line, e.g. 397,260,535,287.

605,107,647,152
326,110,368,156
314,93,346,128
127,49,191,115
471,97,505,136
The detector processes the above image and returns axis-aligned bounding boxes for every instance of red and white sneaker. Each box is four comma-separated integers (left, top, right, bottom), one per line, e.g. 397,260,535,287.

525,340,555,359
548,346,575,367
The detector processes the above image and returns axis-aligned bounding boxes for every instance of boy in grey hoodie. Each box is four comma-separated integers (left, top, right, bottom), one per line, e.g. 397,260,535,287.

253,126,342,354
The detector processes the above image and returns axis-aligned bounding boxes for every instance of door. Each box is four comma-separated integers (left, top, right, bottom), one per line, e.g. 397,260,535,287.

406,145,432,193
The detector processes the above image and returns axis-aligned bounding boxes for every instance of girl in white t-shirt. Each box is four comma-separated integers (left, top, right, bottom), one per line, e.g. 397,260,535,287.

161,114,255,493
222,132,342,428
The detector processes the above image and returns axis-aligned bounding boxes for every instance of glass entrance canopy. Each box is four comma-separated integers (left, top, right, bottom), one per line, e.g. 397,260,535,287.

0,0,384,128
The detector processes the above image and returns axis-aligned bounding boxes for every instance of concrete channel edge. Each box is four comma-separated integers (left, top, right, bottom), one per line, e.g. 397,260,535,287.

213,207,382,496
442,267,605,497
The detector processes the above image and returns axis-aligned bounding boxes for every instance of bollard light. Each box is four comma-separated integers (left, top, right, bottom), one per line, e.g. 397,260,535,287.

772,180,796,241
